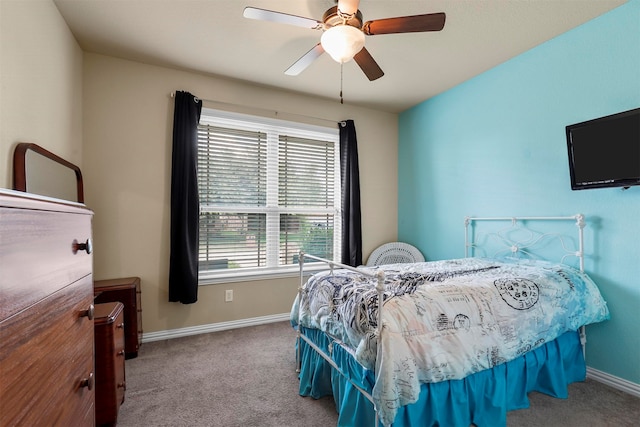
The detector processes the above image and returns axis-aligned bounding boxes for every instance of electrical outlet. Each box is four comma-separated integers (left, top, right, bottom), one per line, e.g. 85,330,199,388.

225,289,233,302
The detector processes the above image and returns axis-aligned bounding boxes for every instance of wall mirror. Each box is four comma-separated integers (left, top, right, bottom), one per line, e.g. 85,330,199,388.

13,142,84,203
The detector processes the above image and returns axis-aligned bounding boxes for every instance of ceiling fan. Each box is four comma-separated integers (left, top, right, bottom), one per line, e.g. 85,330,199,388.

243,0,446,81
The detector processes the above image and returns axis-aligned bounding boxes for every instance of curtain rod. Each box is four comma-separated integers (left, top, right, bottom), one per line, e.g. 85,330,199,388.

169,92,346,127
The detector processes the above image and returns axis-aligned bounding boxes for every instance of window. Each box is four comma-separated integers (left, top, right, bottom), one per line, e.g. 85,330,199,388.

197,108,341,283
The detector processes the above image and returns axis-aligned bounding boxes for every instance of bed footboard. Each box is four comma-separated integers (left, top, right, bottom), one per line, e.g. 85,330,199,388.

296,252,385,372
296,252,385,425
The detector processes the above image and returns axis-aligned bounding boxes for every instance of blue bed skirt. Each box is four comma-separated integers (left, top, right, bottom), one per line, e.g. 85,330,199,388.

297,327,586,427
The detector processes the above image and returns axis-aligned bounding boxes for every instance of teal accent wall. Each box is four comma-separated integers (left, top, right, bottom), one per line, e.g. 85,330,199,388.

398,0,640,384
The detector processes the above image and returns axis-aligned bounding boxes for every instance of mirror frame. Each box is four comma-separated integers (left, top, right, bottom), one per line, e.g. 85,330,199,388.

13,142,84,203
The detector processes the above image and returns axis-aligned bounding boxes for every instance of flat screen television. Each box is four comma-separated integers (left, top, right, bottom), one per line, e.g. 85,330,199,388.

566,107,640,190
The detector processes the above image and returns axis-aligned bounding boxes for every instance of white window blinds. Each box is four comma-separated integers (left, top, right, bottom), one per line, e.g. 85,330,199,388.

197,109,341,281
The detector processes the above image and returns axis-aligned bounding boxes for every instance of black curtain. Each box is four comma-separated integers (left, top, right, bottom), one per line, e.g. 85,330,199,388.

169,91,203,304
339,120,363,267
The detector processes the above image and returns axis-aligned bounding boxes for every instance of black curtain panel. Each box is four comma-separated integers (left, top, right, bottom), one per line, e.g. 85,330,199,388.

339,120,363,267
169,91,203,304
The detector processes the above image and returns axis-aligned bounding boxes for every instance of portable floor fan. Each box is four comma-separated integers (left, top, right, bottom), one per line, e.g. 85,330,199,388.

243,0,445,81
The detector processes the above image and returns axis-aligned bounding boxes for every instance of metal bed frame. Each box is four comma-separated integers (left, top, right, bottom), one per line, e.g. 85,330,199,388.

295,214,587,426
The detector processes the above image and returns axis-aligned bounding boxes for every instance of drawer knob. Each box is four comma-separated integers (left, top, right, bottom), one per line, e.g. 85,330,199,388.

117,382,126,390
80,304,95,321
117,350,125,357
80,372,94,390
116,322,125,329
72,238,93,254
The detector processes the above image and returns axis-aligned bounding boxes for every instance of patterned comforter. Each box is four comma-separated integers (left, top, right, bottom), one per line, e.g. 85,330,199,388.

291,257,609,426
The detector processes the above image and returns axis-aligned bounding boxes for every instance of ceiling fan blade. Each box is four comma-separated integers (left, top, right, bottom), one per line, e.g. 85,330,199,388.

337,0,360,15
243,7,322,30
285,43,325,76
353,48,384,81
363,12,446,35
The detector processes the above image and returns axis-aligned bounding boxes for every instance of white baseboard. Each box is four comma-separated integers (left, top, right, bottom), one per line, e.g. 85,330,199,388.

142,312,291,343
587,367,640,398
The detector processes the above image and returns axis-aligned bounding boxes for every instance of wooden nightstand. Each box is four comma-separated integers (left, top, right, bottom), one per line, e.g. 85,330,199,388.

94,277,142,359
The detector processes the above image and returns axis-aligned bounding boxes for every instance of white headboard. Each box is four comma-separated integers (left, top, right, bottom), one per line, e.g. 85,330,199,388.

464,215,585,271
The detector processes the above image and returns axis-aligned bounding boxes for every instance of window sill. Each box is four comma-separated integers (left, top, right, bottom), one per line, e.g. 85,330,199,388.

198,264,328,286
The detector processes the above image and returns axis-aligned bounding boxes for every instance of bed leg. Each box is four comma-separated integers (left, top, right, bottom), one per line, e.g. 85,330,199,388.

296,328,301,373
296,251,304,374
579,325,587,360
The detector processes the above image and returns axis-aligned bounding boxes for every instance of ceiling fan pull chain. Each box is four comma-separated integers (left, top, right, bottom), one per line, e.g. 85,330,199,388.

340,63,344,104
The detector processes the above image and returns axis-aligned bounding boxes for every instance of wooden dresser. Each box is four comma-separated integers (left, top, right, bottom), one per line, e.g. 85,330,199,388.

0,189,95,426
94,302,126,426
94,277,142,359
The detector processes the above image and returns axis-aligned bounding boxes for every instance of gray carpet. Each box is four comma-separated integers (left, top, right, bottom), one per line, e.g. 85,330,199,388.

116,321,639,427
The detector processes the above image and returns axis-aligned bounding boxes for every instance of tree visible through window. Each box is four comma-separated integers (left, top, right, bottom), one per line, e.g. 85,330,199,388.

197,109,341,281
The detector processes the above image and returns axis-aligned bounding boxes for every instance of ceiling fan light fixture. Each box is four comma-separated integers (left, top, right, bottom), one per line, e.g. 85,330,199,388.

320,25,365,63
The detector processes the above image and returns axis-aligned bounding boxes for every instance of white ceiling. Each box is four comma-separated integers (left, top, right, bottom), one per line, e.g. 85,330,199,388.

53,0,626,113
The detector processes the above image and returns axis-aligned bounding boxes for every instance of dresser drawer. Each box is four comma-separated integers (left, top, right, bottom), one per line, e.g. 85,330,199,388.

0,203,93,322
0,275,95,426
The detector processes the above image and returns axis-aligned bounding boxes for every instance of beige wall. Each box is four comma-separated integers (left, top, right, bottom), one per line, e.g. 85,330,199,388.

0,0,83,188
83,53,399,334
